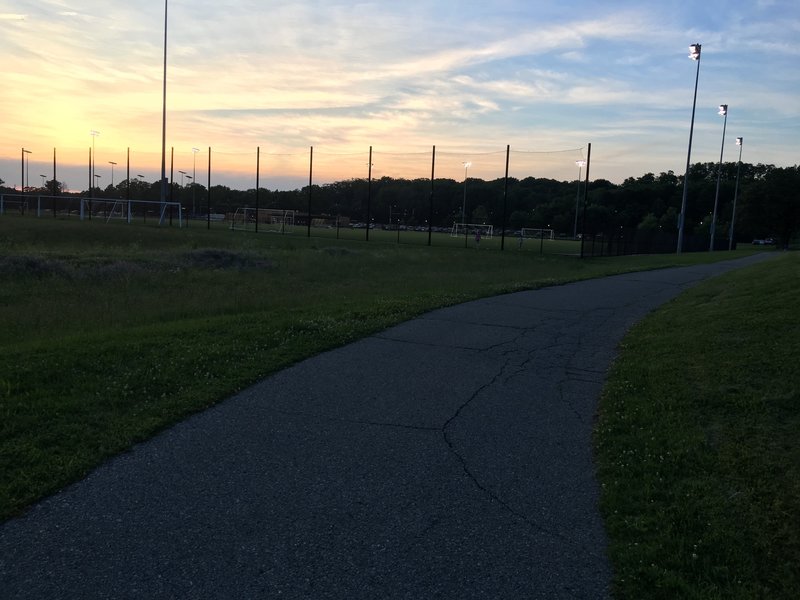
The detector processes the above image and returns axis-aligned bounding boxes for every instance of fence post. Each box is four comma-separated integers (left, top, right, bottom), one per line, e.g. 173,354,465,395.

579,143,592,258
207,146,211,230
501,144,510,251
366,146,372,241
255,146,260,233
307,146,313,238
427,145,435,246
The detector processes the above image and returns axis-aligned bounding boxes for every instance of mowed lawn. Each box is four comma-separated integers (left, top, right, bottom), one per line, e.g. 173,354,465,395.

596,251,799,599
0,215,764,526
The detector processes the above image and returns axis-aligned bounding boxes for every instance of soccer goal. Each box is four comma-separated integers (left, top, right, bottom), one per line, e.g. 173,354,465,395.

230,207,296,233
521,228,554,240
450,223,494,238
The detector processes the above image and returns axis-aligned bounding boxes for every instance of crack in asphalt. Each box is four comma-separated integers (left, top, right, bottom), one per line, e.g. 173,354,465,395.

435,327,608,566
266,406,441,433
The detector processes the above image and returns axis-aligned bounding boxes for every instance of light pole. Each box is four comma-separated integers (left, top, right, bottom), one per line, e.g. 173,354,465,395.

40,174,46,189
677,43,701,254
709,104,728,251
178,170,186,186
90,130,100,191
25,150,31,192
108,160,117,187
573,159,586,239
729,137,743,251
160,0,169,220
22,148,32,193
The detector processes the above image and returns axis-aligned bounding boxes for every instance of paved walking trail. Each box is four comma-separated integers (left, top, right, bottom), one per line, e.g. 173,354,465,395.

0,254,773,599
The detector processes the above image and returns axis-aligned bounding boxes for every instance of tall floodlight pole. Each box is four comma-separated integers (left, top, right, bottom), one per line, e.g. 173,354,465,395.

728,137,743,251
185,173,192,211
23,149,32,193
159,0,168,223
109,161,117,187
20,148,27,194
677,43,702,254
709,104,728,251
90,130,100,190
573,159,586,239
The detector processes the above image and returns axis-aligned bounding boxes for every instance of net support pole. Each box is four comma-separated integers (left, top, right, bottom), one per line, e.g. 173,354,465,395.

427,145,435,246
169,146,174,226
126,147,131,224
206,146,211,230
501,144,510,251
255,146,260,233
53,147,58,218
580,143,592,259
307,146,313,238
366,145,372,242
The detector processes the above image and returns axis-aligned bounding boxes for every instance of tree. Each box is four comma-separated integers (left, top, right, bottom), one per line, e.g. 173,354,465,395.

742,166,800,247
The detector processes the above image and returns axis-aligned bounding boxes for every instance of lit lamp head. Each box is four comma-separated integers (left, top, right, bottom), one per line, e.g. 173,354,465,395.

576,160,587,168
689,43,701,60
736,137,743,146
718,104,728,116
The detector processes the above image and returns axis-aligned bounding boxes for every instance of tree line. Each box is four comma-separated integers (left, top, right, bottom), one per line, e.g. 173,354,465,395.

2,161,798,245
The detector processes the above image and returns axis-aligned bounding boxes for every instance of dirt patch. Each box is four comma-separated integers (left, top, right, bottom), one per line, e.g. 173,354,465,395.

319,247,360,257
183,249,274,270
0,255,69,279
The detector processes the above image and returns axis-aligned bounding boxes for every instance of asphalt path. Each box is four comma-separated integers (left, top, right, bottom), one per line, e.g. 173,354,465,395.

1,253,774,599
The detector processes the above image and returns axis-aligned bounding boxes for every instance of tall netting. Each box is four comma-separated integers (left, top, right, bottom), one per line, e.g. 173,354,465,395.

505,146,588,242
2,141,589,250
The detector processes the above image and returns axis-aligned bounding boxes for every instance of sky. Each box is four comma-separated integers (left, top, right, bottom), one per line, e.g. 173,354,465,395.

1,0,798,191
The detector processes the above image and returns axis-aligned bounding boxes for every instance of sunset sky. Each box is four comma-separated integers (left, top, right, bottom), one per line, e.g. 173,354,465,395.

1,0,798,191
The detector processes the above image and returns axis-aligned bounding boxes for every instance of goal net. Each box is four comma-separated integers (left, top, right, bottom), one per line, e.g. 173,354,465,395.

450,223,494,238
230,207,296,232
521,228,554,240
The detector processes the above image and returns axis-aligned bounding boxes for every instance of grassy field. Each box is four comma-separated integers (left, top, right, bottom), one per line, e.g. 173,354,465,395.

0,215,764,523
596,252,799,599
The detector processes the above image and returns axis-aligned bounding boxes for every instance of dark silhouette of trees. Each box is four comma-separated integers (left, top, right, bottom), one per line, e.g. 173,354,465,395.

8,162,795,247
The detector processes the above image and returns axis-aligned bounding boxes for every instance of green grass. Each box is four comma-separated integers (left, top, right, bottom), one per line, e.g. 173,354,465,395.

595,252,799,599
0,215,764,522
